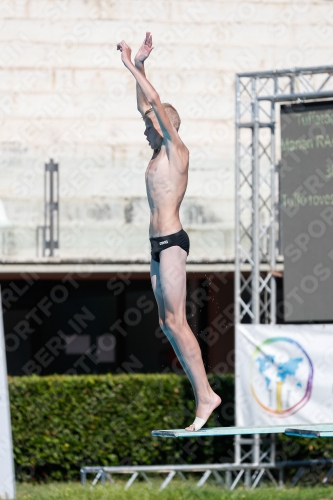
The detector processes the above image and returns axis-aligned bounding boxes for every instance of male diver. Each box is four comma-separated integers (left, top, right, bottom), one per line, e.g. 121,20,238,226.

117,32,221,431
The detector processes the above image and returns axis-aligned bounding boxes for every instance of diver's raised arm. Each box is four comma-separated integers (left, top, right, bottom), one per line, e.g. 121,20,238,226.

117,40,181,146
134,32,153,117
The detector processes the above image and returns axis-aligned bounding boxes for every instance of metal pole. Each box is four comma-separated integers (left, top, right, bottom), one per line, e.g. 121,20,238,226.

267,77,278,466
237,64,333,78
252,77,260,323
270,77,278,325
270,433,276,465
235,75,241,325
253,433,260,465
252,76,263,467
56,161,59,250
80,468,86,486
49,161,54,256
234,75,242,465
245,469,251,489
43,158,59,258
290,74,295,95
43,163,47,257
234,434,241,465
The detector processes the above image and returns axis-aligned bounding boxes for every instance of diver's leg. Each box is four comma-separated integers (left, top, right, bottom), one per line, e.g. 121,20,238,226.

150,257,195,388
158,246,221,431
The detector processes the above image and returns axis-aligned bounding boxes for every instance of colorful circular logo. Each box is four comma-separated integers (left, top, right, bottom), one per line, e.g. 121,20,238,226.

250,337,313,417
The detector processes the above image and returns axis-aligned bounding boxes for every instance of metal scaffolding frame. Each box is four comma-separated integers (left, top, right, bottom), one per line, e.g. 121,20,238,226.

234,65,333,465
235,64,333,324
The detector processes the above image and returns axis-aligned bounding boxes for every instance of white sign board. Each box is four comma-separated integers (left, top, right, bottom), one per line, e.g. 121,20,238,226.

236,324,333,427
0,298,15,499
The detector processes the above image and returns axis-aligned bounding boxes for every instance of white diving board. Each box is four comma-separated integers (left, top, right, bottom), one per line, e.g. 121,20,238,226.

152,423,333,439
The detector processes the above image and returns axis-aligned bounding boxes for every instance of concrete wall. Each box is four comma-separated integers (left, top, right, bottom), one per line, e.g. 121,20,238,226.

0,0,332,261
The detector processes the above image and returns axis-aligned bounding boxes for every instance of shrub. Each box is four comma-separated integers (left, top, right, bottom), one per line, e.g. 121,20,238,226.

9,373,327,481
9,374,234,480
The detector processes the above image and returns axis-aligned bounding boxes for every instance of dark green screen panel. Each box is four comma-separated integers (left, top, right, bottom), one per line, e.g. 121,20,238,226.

280,101,333,321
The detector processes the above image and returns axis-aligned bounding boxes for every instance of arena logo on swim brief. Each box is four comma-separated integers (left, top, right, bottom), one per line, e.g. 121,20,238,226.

236,324,333,427
159,240,168,245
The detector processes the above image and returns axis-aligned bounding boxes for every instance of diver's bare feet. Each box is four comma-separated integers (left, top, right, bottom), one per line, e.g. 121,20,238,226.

185,392,221,431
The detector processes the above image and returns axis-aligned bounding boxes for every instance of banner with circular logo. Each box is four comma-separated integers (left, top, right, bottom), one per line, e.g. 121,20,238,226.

236,324,333,426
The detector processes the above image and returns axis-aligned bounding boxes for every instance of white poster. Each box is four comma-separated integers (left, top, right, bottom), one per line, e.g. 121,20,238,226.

236,324,333,427
0,297,15,499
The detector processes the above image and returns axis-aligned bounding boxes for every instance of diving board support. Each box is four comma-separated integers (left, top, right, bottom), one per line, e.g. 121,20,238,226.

196,470,211,488
212,470,224,487
81,460,333,490
230,470,244,490
159,471,176,491
291,467,305,486
252,469,265,489
89,469,104,489
323,466,333,484
125,472,139,490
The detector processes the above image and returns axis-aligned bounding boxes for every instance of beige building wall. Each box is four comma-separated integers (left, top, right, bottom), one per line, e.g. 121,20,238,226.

0,0,332,261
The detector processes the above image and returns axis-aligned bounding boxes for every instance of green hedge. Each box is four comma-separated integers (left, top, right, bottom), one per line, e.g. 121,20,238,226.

9,374,331,481
9,374,234,480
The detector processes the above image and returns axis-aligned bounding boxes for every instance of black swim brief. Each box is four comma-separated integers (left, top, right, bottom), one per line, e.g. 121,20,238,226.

150,229,190,263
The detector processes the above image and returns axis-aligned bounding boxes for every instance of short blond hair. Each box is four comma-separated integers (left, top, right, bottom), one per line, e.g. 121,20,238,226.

144,103,181,131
